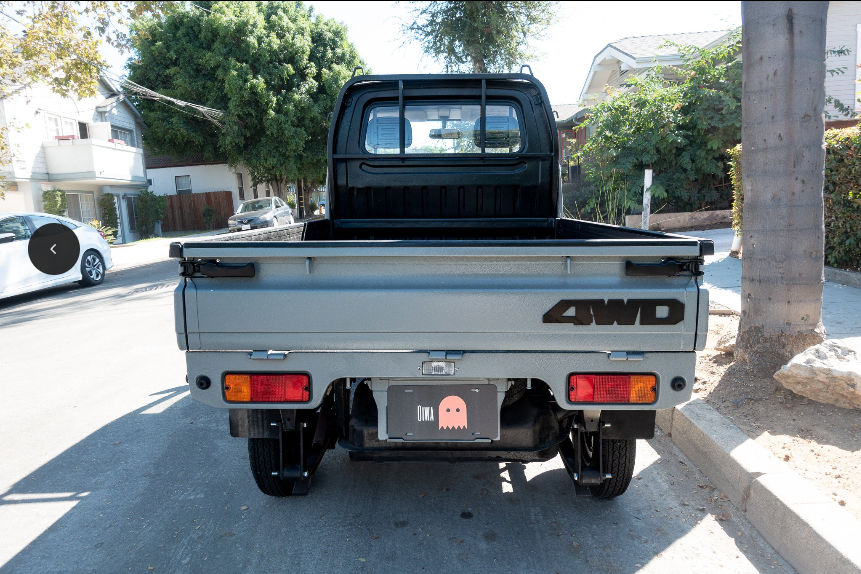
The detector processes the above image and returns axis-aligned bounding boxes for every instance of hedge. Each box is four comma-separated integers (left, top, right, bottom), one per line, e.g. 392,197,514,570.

729,127,861,271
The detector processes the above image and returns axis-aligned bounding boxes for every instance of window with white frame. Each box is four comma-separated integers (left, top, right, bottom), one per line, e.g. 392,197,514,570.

62,118,77,136
46,114,81,139
46,115,61,139
66,192,96,223
265,182,270,197
175,175,192,195
111,127,133,145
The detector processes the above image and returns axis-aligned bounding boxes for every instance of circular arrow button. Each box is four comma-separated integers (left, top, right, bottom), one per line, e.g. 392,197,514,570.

28,223,80,275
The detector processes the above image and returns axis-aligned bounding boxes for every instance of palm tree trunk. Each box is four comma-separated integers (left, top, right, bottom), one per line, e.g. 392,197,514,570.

735,1,828,372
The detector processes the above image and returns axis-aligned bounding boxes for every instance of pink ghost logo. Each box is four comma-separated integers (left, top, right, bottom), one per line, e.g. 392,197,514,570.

439,395,467,429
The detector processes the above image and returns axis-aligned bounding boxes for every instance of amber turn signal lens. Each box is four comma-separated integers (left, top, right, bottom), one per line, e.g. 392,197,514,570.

224,374,310,403
224,374,251,402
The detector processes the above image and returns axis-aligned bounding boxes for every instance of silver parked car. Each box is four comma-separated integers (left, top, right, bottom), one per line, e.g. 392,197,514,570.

227,198,294,232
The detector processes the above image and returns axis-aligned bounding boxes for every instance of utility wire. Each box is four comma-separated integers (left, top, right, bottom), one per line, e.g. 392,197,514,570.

0,9,226,128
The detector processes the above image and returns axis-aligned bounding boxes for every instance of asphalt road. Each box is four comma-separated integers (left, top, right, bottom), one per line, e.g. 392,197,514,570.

0,257,795,573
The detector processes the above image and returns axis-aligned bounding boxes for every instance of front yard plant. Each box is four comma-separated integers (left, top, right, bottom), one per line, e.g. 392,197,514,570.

729,127,861,271
136,189,167,239
41,188,67,216
575,30,742,217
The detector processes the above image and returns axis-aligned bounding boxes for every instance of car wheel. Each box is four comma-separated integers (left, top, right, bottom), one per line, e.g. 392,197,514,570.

78,250,105,286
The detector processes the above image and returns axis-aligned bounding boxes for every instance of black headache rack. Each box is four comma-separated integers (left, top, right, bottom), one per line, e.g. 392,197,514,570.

326,74,561,233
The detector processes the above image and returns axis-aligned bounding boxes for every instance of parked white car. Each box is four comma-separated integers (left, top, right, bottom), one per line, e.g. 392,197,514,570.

227,198,294,232
0,212,113,300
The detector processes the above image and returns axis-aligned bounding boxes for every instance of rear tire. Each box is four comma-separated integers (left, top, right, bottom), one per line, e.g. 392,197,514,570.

589,438,636,499
248,437,296,497
77,250,105,286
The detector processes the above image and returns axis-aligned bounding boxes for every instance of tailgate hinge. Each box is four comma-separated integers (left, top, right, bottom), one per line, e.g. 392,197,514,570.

608,351,645,361
249,351,288,360
179,260,255,278
625,259,703,277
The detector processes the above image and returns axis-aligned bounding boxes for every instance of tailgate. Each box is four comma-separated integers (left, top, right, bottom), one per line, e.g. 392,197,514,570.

175,240,709,353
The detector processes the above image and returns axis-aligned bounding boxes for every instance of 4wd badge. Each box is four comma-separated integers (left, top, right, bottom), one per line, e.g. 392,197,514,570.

542,299,685,326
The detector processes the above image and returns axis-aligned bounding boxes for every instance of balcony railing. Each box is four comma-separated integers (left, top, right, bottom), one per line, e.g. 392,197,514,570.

43,138,147,185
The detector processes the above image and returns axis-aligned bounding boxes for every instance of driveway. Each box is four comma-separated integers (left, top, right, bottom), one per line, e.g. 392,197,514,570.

0,244,794,573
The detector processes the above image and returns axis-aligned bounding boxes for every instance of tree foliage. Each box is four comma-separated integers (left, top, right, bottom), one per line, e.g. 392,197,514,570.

574,30,742,216
136,189,166,239
401,1,557,73
41,188,67,215
0,1,176,199
128,1,365,196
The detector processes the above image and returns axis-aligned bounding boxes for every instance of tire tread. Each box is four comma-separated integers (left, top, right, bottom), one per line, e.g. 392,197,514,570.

590,438,636,499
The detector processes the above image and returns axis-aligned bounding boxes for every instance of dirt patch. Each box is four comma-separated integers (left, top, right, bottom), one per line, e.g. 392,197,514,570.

695,313,861,521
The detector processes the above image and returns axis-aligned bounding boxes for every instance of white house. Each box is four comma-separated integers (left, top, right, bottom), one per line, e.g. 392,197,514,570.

578,3,861,126
0,75,149,243
146,154,256,210
146,156,324,218
578,30,732,104
824,1,861,126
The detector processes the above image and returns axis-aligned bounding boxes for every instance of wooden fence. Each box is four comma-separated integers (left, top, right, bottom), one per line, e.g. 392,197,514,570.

160,190,234,232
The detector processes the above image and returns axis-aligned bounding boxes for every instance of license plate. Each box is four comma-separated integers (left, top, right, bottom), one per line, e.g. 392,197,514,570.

241,224,251,230
387,384,498,441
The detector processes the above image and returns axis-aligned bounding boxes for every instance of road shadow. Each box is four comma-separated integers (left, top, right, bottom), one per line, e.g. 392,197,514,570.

0,390,788,573
0,259,177,328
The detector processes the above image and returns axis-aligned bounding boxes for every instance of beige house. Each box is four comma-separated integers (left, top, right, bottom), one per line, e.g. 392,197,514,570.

578,30,732,104
578,2,861,125
0,75,148,243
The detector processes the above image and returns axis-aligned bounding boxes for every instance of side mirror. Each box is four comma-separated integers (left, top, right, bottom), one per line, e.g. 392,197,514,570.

0,232,15,244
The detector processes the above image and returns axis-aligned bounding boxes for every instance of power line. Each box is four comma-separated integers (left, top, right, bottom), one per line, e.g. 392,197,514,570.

0,9,226,128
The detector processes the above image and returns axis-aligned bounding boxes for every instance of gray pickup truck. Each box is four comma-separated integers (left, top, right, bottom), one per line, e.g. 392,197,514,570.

171,73,711,499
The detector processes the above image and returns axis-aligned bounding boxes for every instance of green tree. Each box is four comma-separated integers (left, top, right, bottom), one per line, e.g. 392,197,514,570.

401,1,557,73
136,189,166,239
0,1,176,199
574,30,742,216
128,1,365,212
41,188,67,215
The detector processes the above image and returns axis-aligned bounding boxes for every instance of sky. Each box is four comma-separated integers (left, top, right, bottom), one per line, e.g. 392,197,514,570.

101,1,742,107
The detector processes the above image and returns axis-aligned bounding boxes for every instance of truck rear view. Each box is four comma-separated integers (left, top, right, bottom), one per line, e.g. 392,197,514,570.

172,73,711,498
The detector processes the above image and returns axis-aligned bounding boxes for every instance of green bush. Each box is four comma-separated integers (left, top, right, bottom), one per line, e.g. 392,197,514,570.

98,193,119,231
307,200,318,214
575,30,741,215
202,204,217,229
42,188,67,215
729,127,861,270
286,198,296,209
824,127,861,271
136,189,167,239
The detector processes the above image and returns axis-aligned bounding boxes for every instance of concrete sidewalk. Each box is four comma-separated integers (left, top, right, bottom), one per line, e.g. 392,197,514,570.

690,228,861,339
108,229,227,271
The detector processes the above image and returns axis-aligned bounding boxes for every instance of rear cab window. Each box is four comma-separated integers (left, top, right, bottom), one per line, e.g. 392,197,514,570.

364,102,522,154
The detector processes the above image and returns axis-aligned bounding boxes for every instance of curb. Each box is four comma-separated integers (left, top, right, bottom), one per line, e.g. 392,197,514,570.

825,266,861,290
656,399,861,574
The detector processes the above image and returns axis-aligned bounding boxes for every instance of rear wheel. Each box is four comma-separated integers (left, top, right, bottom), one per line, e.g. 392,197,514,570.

77,250,105,286
583,434,636,499
248,436,298,497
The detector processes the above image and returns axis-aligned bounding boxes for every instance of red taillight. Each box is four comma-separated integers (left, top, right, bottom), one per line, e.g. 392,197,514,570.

568,374,656,404
224,374,309,403
99,231,106,240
